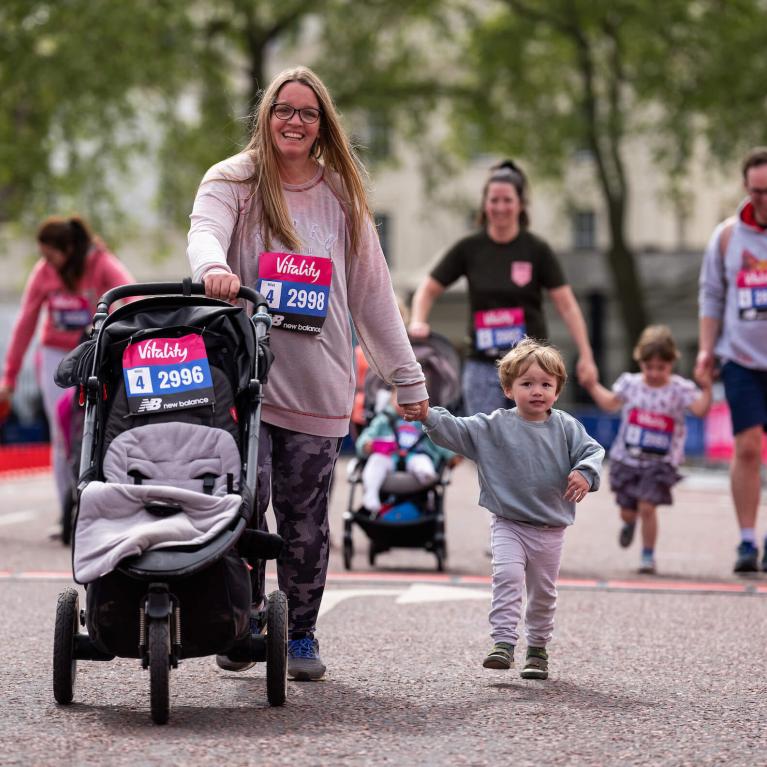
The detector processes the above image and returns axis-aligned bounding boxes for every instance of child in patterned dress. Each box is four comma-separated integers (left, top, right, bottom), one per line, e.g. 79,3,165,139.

585,325,712,574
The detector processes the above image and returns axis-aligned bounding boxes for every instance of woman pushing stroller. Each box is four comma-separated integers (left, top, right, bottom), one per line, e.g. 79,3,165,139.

188,66,428,680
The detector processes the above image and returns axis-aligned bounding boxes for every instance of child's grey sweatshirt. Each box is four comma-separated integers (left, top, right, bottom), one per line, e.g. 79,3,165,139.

424,406,604,527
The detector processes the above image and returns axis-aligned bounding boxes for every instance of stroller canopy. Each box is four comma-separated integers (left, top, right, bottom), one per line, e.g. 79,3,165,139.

363,332,462,416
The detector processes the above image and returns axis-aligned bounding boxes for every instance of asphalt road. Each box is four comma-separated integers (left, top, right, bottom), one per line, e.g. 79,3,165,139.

1,458,766,766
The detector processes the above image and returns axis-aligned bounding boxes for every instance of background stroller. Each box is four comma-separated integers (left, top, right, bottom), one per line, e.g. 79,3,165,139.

51,281,285,724
343,332,462,571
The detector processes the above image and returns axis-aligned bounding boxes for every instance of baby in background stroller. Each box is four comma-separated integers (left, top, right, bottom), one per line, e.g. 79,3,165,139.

356,387,455,518
343,331,462,571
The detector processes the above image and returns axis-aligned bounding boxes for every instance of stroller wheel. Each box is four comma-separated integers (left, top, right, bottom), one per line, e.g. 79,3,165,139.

435,541,447,573
343,537,353,570
53,588,79,704
368,543,377,568
266,590,288,706
148,619,171,725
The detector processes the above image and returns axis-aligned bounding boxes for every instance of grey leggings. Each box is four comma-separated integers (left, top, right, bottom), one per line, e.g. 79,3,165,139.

253,422,341,637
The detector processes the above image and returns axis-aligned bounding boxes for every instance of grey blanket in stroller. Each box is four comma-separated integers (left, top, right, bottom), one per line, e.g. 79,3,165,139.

74,422,242,583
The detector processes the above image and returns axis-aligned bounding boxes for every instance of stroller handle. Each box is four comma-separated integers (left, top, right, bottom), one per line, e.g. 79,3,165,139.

96,280,269,316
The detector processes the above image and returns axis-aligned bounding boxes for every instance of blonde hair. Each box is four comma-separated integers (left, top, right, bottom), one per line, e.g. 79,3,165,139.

633,325,679,363
244,66,372,254
497,338,567,394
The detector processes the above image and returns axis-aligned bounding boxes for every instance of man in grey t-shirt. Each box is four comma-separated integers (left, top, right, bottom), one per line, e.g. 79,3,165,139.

696,147,767,573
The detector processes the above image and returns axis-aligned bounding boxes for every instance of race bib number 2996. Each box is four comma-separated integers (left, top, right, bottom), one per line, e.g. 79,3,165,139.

122,334,215,414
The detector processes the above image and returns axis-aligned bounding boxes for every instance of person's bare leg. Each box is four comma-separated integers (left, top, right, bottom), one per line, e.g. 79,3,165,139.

620,508,638,525
638,501,658,550
731,426,763,531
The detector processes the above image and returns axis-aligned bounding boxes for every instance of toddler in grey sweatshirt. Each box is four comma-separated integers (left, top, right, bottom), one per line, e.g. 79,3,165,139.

422,338,604,678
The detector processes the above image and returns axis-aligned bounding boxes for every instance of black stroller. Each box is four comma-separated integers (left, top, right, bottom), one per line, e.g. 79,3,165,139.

343,333,462,571
51,281,286,724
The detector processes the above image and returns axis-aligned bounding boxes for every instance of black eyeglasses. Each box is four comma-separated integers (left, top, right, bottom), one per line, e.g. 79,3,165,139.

271,103,322,124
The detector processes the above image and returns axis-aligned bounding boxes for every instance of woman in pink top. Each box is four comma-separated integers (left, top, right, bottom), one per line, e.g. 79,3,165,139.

0,216,134,531
188,66,428,681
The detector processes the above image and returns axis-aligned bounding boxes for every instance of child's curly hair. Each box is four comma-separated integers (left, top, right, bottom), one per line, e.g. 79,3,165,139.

497,338,568,394
633,325,679,363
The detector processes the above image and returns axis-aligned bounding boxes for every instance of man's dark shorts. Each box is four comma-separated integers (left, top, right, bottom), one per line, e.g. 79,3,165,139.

609,460,681,510
720,361,767,435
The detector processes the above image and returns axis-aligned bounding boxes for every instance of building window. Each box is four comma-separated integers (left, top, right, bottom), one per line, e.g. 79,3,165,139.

572,210,596,251
363,112,391,162
375,213,391,264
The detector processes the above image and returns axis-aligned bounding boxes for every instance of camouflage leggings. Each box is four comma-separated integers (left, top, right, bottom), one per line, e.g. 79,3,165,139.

253,422,341,637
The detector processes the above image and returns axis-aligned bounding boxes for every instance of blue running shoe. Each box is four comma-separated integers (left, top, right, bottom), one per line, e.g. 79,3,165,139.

288,636,326,681
734,541,759,573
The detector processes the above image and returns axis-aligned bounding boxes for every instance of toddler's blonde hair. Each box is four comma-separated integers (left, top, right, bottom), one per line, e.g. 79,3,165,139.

497,338,568,394
633,325,679,363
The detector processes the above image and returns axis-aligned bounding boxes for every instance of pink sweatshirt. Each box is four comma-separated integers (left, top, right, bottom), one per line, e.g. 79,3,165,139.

187,152,427,438
1,248,134,390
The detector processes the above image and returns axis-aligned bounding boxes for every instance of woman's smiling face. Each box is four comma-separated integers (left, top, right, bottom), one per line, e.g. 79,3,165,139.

269,81,321,164
483,180,522,231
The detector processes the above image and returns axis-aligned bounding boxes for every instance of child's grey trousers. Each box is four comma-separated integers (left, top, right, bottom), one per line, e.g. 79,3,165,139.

489,515,566,648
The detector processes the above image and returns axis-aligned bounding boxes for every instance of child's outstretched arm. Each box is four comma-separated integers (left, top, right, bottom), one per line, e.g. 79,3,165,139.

584,379,622,412
422,406,479,461
688,375,713,418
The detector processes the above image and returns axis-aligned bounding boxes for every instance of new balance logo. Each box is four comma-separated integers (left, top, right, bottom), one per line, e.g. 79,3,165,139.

138,398,163,412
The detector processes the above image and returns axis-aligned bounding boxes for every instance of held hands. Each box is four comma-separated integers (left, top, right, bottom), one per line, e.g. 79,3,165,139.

203,271,241,303
693,350,714,387
564,470,589,503
399,399,429,422
575,357,598,389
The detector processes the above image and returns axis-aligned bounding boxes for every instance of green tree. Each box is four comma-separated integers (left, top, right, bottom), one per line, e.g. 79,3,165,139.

448,0,767,357
0,1,191,228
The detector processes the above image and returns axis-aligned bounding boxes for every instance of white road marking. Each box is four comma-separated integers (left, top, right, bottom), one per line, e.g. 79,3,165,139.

318,584,490,617
395,583,489,604
318,588,403,617
0,510,38,526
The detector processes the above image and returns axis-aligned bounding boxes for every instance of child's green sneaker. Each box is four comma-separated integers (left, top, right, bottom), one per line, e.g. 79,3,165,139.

520,646,548,679
482,642,514,669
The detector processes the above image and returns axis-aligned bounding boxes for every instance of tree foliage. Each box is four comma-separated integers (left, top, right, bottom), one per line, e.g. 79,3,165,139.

0,1,191,227
446,0,767,354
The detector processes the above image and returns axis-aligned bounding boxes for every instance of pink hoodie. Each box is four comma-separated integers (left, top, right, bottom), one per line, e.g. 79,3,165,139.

1,247,133,390
188,153,427,438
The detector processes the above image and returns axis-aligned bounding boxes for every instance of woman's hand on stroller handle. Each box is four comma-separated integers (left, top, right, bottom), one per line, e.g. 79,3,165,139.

203,271,241,303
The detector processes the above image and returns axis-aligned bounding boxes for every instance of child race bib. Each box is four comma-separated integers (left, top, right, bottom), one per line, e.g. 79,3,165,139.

396,422,421,449
624,408,674,458
122,334,215,415
49,292,91,331
736,268,767,321
473,307,526,356
257,252,332,335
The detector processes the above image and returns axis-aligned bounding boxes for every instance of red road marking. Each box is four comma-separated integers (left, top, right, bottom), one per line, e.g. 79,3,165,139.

1,569,765,596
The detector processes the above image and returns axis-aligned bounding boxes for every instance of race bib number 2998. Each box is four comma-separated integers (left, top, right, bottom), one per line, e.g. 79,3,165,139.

122,334,215,414
257,251,332,335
